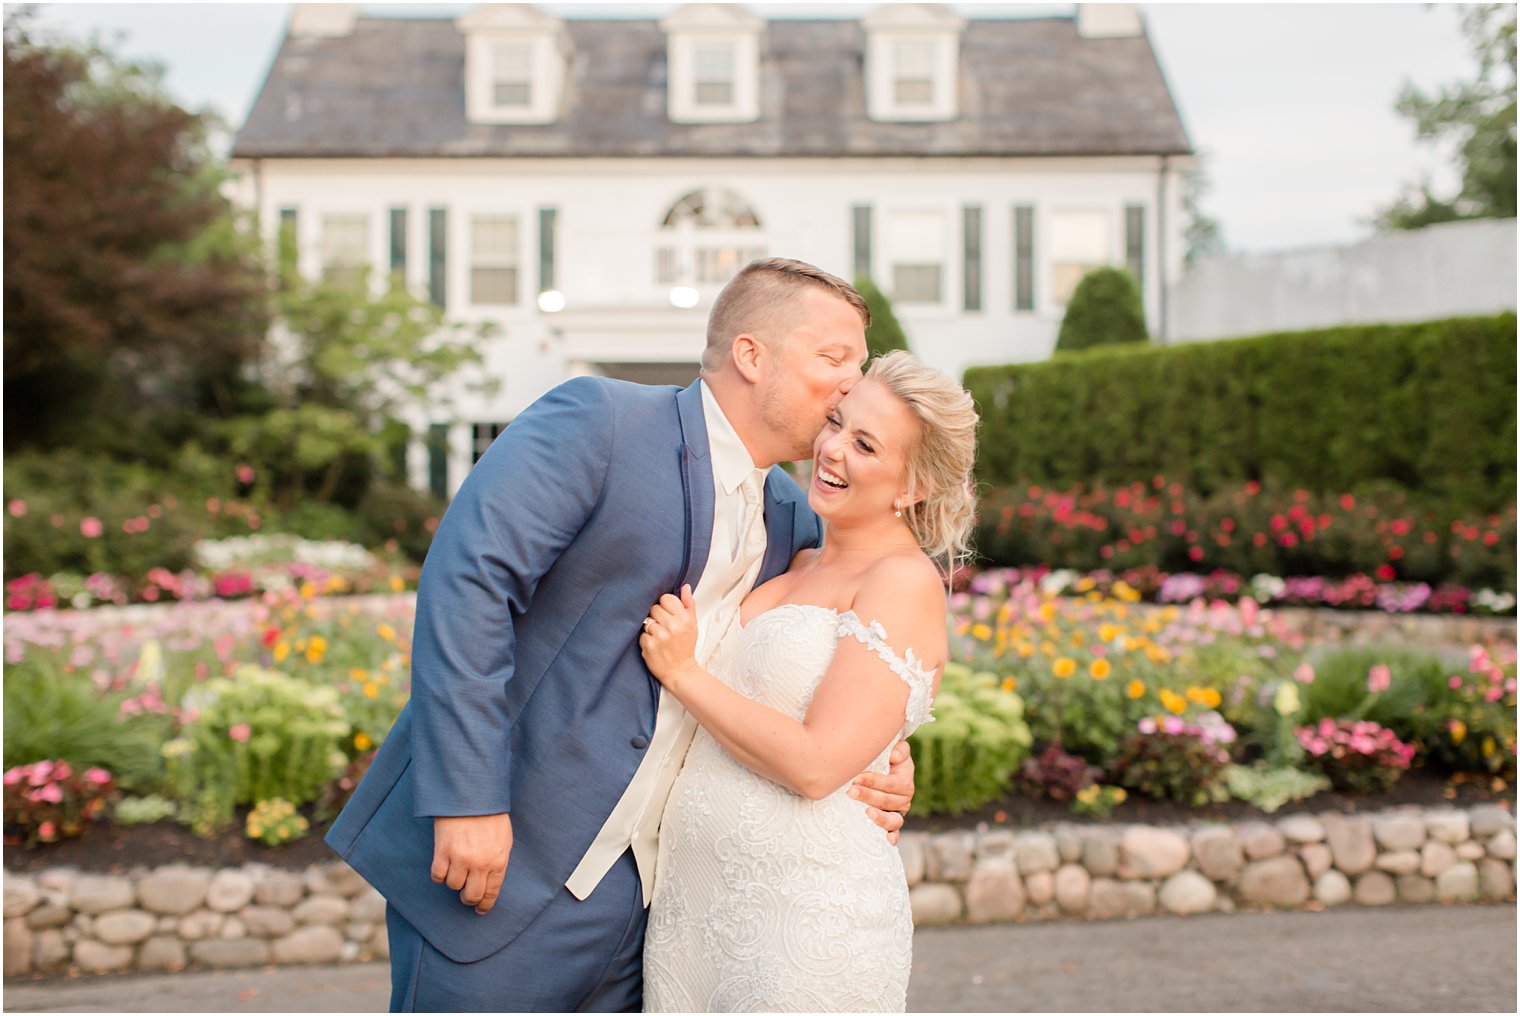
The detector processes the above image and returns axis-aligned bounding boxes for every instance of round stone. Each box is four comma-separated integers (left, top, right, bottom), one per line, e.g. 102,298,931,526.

1395,875,1435,904
293,894,349,926
253,872,306,908
1476,858,1514,900
1053,864,1091,914
189,938,271,969
138,868,212,916
1024,870,1055,906
897,834,927,886
1436,861,1480,900
1118,827,1190,879
137,936,188,972
1371,813,1427,852
1323,815,1376,876
1013,832,1060,874
69,875,135,915
1190,826,1244,882
964,859,1025,922
1485,829,1516,861
1275,815,1325,844
1353,870,1397,906
1235,821,1287,861
1237,856,1310,907
73,939,133,974
909,883,962,925
1158,870,1217,915
1421,840,1458,878
206,871,256,913
1313,870,1352,906
1469,804,1516,839
273,925,346,965
1374,850,1422,876
93,909,156,945
4,877,39,918
1423,809,1470,844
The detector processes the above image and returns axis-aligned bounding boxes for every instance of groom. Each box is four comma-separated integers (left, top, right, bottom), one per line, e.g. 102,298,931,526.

327,258,917,1011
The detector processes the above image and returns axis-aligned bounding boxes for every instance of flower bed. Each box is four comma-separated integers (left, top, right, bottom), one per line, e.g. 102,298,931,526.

975,479,1516,598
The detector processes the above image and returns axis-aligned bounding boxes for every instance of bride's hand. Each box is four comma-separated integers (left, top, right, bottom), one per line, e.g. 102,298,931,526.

639,585,701,692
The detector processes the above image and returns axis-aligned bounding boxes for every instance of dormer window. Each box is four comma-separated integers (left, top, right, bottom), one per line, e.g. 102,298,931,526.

457,4,569,125
660,4,762,124
863,4,966,123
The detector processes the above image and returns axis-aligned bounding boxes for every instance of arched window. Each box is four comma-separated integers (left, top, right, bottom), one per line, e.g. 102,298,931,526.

654,188,767,288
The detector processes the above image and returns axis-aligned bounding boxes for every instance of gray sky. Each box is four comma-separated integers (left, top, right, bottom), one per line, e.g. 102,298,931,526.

20,2,1478,253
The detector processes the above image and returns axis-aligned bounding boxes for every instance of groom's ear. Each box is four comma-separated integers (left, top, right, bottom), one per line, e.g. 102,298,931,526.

731,333,766,383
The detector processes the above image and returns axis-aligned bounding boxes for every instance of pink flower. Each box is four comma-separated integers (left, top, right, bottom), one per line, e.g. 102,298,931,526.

2,767,23,786
1293,662,1315,684
6,499,26,517
229,723,251,743
1485,686,1504,703
79,517,103,538
37,821,57,841
1449,676,1464,690
1367,664,1392,694
236,464,255,484
51,761,72,780
84,768,112,786
34,783,63,804
26,761,54,786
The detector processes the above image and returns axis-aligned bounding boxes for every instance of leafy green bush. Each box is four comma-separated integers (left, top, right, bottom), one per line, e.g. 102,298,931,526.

1223,763,1330,813
966,314,1517,514
3,660,169,793
855,274,911,358
1297,645,1459,746
907,663,1032,816
163,666,348,834
1054,267,1148,352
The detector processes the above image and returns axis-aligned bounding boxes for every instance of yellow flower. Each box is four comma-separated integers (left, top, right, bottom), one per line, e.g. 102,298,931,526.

1098,624,1120,644
1450,720,1468,744
1186,686,1209,704
273,641,290,663
377,623,397,643
1126,679,1146,699
954,621,971,636
1075,577,1096,593
1040,641,1056,657
305,636,328,664
354,732,373,751
363,682,380,699
1201,688,1222,708
1038,602,1056,623
1069,630,1086,646
1076,785,1097,802
326,575,346,593
1090,659,1112,680
1113,787,1127,802
1482,736,1497,758
349,668,368,682
389,574,406,593
1273,683,1300,717
997,602,1015,623
1053,657,1077,679
1159,689,1187,714
1001,676,1018,693
1145,645,1172,665
1085,590,1102,603
299,581,317,600
971,623,992,641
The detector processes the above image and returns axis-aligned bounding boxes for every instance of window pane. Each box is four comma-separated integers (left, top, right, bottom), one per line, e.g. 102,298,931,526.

695,80,735,106
1051,210,1109,261
1014,205,1035,312
429,208,447,308
888,211,945,252
494,81,531,106
895,39,935,77
895,78,933,104
471,267,519,305
493,42,532,107
893,264,942,303
1052,262,1102,305
695,44,734,81
321,214,369,286
472,216,519,259
1125,203,1145,291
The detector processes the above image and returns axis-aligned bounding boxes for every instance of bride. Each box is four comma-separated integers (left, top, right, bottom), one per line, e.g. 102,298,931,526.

638,350,979,1012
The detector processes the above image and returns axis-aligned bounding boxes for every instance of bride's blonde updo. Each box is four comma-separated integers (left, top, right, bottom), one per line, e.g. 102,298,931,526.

866,350,980,568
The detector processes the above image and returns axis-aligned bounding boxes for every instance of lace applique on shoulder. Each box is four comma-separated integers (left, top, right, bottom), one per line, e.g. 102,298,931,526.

835,610,937,734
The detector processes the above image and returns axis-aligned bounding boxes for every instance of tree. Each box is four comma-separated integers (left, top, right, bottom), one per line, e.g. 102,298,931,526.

1054,268,1149,354
1182,154,1226,266
217,230,499,508
2,11,269,457
1375,4,1517,229
854,274,911,359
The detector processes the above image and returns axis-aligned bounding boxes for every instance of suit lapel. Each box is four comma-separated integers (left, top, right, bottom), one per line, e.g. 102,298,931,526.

758,471,798,585
675,382,714,593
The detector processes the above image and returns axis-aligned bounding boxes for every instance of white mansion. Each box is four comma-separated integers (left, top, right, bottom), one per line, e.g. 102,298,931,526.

229,3,1194,497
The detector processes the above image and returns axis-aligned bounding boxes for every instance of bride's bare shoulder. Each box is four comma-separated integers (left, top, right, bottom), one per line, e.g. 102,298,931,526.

857,551,946,612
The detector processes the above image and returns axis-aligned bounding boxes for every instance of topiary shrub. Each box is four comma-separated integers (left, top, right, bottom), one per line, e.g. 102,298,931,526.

1054,267,1149,353
854,273,911,358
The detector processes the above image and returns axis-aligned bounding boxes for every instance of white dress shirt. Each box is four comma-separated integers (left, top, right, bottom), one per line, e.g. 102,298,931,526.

565,380,768,904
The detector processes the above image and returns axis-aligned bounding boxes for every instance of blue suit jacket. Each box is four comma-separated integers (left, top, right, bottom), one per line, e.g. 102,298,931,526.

326,378,822,963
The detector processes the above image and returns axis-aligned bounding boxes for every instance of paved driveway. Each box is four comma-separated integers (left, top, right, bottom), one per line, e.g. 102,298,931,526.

4,903,1514,1012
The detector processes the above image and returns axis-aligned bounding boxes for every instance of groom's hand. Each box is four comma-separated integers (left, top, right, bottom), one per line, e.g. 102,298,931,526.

849,740,916,845
432,813,513,915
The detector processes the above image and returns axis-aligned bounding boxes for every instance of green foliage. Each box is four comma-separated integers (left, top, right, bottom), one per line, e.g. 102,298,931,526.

164,666,348,834
906,663,1032,816
1054,267,1148,353
965,315,1518,515
1376,4,1517,228
3,659,169,793
1222,763,1330,813
854,274,911,358
1183,155,1226,265
245,798,311,846
1109,730,1231,807
115,795,178,826
1298,645,1459,746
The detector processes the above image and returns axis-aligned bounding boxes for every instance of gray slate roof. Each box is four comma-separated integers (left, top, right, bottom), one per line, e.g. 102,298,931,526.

233,15,1192,159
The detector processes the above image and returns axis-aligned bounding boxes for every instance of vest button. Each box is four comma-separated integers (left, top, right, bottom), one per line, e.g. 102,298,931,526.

631,735,649,750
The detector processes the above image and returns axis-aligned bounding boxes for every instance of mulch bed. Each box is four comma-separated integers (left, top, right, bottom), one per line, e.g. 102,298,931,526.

5,767,1514,875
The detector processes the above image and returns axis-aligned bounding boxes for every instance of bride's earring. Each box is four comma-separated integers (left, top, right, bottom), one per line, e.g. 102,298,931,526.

893,500,902,519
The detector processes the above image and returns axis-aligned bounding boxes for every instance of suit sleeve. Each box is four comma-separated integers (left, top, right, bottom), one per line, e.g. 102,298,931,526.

408,377,616,817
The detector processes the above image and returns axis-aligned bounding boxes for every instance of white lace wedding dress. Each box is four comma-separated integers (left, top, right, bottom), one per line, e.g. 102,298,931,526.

643,604,936,1013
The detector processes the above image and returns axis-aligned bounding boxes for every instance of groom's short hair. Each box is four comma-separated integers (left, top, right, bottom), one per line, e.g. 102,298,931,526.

702,258,870,372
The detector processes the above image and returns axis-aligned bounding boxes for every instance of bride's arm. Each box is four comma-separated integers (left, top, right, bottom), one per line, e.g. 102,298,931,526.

640,561,945,801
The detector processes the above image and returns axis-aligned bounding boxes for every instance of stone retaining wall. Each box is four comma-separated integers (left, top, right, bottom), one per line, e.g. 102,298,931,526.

1263,607,1515,649
4,803,1514,980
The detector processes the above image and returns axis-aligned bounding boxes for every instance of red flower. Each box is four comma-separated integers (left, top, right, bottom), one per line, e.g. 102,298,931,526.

1389,546,1405,560
1376,564,1396,581
1483,532,1499,547
1252,533,1267,547
1244,481,1261,495
261,626,281,648
1339,494,1356,511
1187,546,1204,562
1220,517,1235,532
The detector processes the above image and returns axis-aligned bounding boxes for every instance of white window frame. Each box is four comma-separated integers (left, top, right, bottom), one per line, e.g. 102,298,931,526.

469,214,521,307
892,38,936,106
1049,209,1114,306
653,187,766,292
692,41,737,108
884,208,950,307
462,32,565,124
864,29,961,123
319,213,371,288
491,41,534,109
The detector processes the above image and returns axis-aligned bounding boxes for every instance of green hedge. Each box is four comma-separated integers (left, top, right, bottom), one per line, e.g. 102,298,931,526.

965,315,1517,513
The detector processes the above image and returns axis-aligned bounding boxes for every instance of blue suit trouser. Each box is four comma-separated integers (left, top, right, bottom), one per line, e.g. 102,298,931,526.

386,848,647,1012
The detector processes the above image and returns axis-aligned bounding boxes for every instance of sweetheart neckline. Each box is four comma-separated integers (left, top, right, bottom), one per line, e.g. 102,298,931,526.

737,602,854,632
